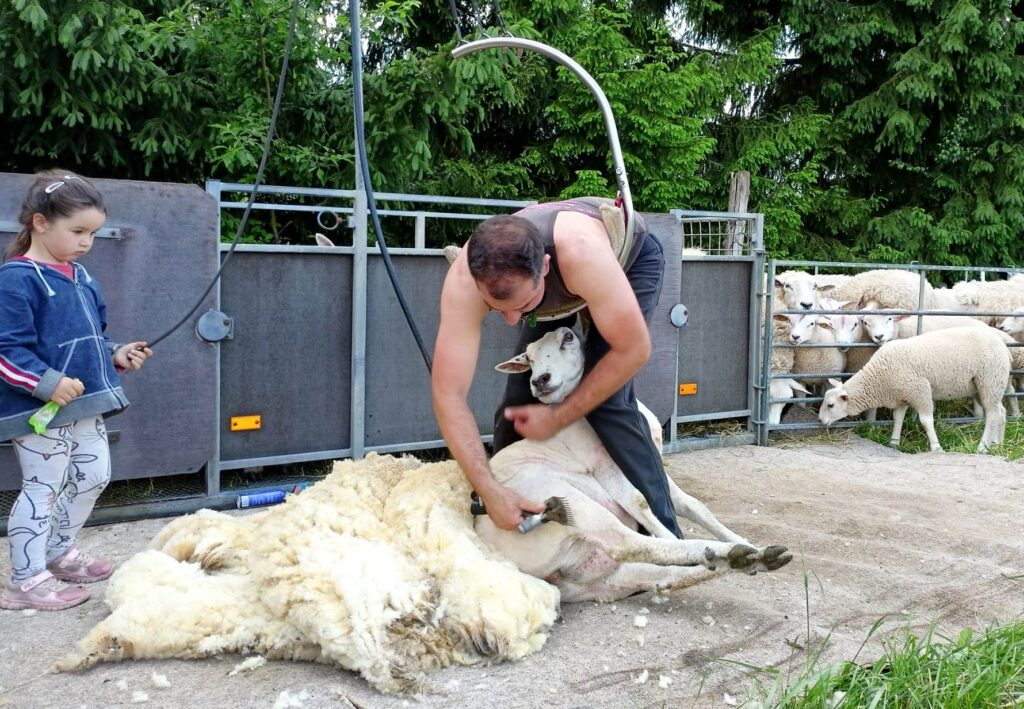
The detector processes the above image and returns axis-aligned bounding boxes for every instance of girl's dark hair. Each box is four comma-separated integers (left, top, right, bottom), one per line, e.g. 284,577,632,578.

4,169,107,260
466,215,546,299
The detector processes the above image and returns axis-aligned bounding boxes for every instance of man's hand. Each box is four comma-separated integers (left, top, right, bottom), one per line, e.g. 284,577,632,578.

504,403,565,441
114,342,153,371
480,484,545,531
52,377,84,406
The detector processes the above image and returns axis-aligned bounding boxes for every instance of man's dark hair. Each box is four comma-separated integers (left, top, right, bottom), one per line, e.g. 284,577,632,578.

466,215,545,300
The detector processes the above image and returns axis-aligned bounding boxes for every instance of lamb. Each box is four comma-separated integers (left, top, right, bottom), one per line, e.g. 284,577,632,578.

998,306,1024,341
57,455,561,695
773,297,849,393
818,326,1009,453
482,326,792,602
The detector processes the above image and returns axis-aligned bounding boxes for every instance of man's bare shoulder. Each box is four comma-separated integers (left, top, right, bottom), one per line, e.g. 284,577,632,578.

552,210,615,268
441,248,489,320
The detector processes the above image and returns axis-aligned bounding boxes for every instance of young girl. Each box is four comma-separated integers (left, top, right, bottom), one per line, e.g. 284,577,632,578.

0,170,153,611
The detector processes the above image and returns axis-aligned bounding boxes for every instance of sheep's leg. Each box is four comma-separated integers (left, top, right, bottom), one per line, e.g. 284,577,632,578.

558,563,720,603
978,401,1006,453
593,464,677,539
1004,383,1020,418
665,477,748,544
579,508,789,574
915,400,942,452
889,405,909,448
864,408,878,422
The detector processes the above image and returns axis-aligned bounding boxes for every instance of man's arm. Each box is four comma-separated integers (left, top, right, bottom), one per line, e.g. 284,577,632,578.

504,211,651,438
432,256,544,530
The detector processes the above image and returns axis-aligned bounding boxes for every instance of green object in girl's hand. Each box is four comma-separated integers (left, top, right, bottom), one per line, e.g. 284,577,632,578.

28,401,61,434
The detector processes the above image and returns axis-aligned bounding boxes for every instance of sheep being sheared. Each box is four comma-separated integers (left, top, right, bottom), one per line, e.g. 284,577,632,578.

479,327,792,602
56,455,560,696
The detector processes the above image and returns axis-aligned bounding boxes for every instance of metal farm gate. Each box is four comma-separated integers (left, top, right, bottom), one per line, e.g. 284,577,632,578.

0,173,765,526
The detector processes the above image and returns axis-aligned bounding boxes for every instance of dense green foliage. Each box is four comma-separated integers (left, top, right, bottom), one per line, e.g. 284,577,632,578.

1,0,1021,261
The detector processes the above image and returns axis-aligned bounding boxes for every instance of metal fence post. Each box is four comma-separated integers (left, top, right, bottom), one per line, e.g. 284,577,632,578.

204,179,223,495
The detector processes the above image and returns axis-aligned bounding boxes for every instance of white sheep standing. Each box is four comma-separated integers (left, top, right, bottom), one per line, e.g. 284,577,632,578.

483,327,792,602
834,269,937,311
951,278,1024,325
818,326,1009,453
773,297,849,394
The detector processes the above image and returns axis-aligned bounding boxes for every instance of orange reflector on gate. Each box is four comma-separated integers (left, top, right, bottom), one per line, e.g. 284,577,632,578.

678,383,698,396
230,415,262,431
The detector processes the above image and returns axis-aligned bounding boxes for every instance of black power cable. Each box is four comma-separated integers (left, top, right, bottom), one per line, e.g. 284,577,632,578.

146,0,302,348
350,0,433,372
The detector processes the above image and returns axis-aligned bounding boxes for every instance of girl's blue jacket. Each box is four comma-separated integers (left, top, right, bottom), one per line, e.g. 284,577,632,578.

0,259,128,441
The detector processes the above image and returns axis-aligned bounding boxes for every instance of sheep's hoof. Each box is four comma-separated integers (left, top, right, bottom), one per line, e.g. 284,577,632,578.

930,445,944,452
725,544,758,571
759,545,792,571
887,440,900,449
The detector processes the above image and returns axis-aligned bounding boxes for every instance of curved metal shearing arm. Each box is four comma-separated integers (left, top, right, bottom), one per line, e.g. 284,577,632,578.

451,37,634,239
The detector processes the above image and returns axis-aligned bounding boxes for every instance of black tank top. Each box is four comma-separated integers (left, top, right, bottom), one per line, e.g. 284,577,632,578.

515,197,647,321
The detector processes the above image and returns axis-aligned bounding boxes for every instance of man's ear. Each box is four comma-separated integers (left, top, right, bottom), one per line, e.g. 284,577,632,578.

540,253,551,279
495,353,532,374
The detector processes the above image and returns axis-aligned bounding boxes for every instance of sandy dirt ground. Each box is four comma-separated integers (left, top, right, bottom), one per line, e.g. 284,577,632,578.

1,432,1022,709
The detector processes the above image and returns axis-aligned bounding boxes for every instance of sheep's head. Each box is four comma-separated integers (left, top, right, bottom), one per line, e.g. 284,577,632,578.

494,327,584,404
858,299,909,344
818,378,851,426
774,271,818,310
998,307,1024,339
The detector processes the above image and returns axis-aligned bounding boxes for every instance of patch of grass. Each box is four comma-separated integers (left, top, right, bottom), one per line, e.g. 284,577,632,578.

854,400,1024,459
746,617,1024,708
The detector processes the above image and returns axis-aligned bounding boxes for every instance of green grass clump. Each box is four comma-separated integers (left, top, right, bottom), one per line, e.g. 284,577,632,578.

750,617,1024,708
854,400,1024,459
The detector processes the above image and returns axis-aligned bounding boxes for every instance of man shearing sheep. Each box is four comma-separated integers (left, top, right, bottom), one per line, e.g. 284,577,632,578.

431,197,681,536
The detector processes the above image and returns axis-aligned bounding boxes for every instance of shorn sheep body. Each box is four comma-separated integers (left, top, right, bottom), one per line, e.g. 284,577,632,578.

819,326,1009,453
483,327,791,602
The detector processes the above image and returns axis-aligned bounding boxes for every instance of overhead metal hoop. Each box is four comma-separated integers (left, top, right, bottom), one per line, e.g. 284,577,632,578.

451,37,634,240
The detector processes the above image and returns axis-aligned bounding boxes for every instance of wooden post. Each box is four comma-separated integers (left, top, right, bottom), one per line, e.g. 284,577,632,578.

726,171,750,255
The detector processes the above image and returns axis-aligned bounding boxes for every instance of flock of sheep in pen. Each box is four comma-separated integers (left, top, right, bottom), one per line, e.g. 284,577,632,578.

765,268,1024,452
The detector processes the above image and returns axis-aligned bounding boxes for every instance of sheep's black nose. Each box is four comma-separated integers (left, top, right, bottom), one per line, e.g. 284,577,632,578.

800,301,813,309
532,373,551,388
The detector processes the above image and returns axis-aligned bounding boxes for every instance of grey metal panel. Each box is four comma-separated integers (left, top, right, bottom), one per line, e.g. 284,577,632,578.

218,252,352,461
676,261,751,417
0,173,218,488
363,255,520,446
634,213,682,424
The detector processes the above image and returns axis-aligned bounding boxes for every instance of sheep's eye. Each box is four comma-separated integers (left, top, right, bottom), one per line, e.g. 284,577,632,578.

827,403,833,408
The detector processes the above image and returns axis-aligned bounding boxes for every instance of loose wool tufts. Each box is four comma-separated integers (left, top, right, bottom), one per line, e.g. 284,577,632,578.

56,454,560,696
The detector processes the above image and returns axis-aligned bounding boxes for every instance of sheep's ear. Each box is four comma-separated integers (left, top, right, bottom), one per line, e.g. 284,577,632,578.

856,296,868,309
894,314,911,321
774,277,783,288
773,313,789,322
792,381,812,395
835,300,853,309
818,284,835,293
827,377,843,389
314,233,335,247
818,321,835,331
495,353,532,374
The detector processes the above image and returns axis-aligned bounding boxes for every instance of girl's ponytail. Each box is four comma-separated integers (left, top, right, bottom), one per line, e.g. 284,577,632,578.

3,228,32,260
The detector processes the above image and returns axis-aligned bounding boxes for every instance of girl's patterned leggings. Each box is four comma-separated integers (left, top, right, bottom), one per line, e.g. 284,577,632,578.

6,416,111,582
